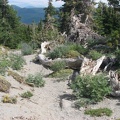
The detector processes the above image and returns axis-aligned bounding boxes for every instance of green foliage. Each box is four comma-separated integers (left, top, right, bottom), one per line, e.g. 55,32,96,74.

0,1,35,49
9,54,26,70
26,73,45,87
51,61,66,72
108,0,120,11
44,0,57,23
67,50,80,58
59,0,94,33
48,69,72,79
71,74,111,102
84,108,112,117
115,49,120,62
37,28,61,42
69,44,88,55
21,91,33,99
94,2,120,37
21,43,33,55
47,45,70,59
47,43,88,59
74,98,93,109
89,50,103,60
0,56,10,75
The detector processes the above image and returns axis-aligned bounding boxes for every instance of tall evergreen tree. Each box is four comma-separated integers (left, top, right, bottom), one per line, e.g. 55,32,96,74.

94,2,120,36
107,0,120,11
94,2,120,49
44,0,57,24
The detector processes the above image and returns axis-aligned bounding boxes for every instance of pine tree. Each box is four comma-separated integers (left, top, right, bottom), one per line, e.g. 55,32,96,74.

107,0,120,12
94,2,120,36
44,0,56,24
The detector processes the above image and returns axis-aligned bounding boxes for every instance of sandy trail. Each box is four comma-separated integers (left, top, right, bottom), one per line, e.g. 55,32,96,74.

0,54,120,120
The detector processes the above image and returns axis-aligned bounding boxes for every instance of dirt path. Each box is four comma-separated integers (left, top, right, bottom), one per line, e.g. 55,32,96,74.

0,54,120,120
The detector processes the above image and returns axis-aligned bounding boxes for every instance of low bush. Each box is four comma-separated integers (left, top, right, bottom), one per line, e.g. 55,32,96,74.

47,45,70,59
9,54,26,70
71,74,111,103
2,95,17,104
115,49,120,60
21,91,33,99
29,41,39,50
89,50,103,60
26,73,45,87
48,69,72,78
68,43,88,55
21,43,33,55
50,61,66,72
84,108,112,117
0,56,10,75
66,50,80,58
74,98,93,109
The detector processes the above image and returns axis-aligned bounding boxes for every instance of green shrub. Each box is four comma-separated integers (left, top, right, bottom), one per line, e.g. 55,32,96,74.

21,91,33,99
66,50,80,58
71,74,111,102
9,54,26,70
0,56,10,75
115,49,120,61
21,43,33,55
47,45,70,59
50,61,66,72
26,73,45,87
84,108,112,117
89,50,103,60
48,69,72,78
74,98,93,109
68,43,88,55
29,41,39,50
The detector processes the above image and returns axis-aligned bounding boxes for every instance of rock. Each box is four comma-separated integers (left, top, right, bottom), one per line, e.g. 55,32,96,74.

0,75,11,92
0,46,8,56
60,99,73,110
109,70,120,96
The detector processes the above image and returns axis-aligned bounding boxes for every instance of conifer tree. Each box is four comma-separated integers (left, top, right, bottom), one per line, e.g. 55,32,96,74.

44,0,56,24
94,2,120,36
107,0,120,11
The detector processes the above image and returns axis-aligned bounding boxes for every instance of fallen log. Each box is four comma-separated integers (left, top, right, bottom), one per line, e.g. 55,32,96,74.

38,54,83,70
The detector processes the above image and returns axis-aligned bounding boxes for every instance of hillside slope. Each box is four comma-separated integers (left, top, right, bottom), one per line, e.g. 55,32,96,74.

12,5,45,24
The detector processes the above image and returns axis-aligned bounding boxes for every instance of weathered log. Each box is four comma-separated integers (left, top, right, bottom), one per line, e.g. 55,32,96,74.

80,56,105,76
38,54,83,71
68,10,103,45
41,41,50,54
